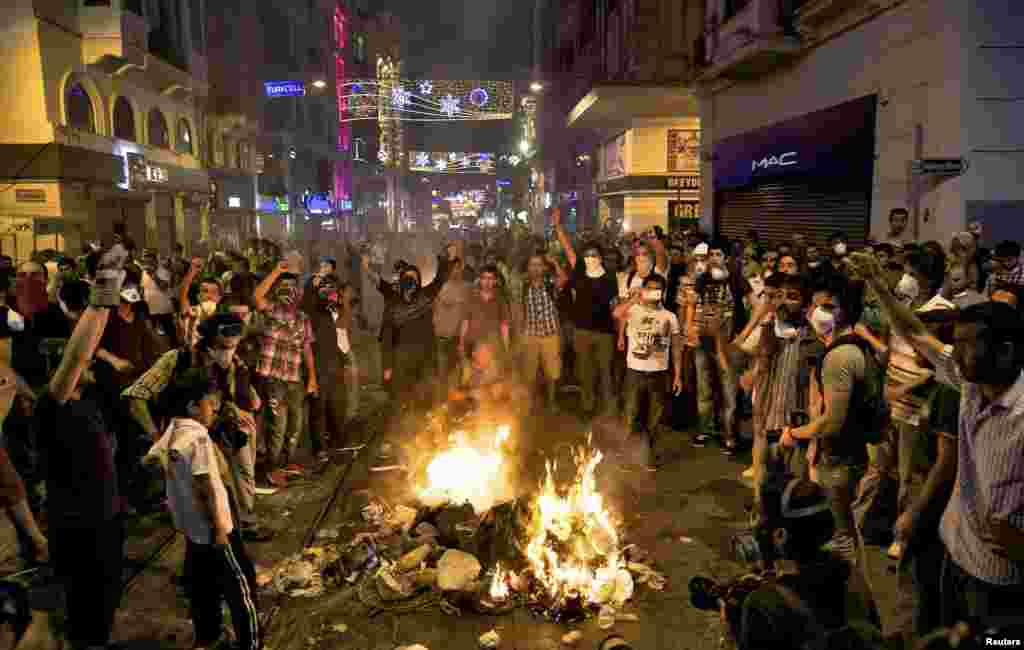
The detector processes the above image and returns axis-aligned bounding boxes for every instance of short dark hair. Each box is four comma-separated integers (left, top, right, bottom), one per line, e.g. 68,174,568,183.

582,242,604,257
166,368,220,418
59,280,91,311
197,313,244,343
762,479,835,559
829,231,847,243
320,257,337,270
873,243,895,257
479,264,500,278
643,274,667,291
957,301,1023,347
778,272,807,298
277,272,299,282
890,207,909,218
994,240,1022,259
905,249,947,294
219,293,252,310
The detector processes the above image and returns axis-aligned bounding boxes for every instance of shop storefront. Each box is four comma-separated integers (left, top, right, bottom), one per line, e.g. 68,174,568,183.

597,174,701,233
257,195,290,241
712,95,877,247
124,153,211,256
0,143,124,262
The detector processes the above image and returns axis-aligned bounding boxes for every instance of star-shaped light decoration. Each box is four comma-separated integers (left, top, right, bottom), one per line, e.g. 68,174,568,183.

508,154,522,167
415,152,431,168
449,152,459,161
440,94,460,118
391,86,411,109
436,158,447,171
377,148,389,163
418,80,433,95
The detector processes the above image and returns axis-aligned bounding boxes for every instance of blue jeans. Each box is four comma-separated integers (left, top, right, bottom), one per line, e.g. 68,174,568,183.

264,378,306,467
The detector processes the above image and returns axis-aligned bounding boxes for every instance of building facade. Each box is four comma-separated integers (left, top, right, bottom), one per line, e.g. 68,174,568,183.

699,0,1024,247
0,0,209,261
535,0,705,234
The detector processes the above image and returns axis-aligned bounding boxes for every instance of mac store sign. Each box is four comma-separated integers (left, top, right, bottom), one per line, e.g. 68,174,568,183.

712,95,878,248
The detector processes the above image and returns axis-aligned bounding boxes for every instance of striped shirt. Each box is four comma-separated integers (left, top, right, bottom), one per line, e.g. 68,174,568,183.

984,260,1024,296
928,345,1024,585
523,284,559,338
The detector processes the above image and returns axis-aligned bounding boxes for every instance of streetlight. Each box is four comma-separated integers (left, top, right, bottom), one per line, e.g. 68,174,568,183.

530,82,543,93
312,79,327,89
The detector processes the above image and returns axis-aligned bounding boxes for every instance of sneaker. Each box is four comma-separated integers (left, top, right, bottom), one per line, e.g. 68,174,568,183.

722,441,739,457
886,541,905,561
741,466,756,480
691,433,711,447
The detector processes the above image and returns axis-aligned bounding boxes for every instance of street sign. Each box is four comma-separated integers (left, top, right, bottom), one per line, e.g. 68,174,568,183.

265,81,306,98
912,158,967,176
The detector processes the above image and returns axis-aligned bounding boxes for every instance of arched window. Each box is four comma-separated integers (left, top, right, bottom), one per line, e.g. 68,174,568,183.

176,118,193,154
112,97,136,141
148,109,169,147
65,82,94,132
237,141,249,169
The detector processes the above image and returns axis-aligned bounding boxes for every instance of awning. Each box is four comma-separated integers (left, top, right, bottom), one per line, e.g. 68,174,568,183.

567,84,698,130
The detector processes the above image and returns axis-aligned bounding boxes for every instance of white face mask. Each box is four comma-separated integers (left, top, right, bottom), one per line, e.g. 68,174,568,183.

895,273,921,302
207,347,235,369
748,276,765,295
833,242,848,256
584,256,604,277
807,261,821,269
6,308,24,333
643,289,663,303
774,319,800,340
809,306,837,338
710,267,729,281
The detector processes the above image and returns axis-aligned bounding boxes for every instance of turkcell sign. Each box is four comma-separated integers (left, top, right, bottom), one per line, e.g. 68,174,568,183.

265,81,306,98
752,152,797,172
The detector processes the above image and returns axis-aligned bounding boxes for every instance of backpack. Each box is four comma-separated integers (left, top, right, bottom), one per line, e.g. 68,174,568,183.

816,335,889,445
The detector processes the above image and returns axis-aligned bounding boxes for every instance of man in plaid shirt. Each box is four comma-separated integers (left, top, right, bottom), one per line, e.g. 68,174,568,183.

985,240,1024,297
520,254,562,413
253,261,317,486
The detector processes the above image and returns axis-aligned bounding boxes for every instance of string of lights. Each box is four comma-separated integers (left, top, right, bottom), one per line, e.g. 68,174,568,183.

337,79,515,123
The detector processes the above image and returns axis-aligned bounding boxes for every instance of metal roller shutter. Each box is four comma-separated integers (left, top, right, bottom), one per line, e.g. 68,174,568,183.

716,180,871,249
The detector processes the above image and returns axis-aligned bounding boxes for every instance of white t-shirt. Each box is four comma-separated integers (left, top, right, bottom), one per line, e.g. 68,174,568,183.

617,268,668,299
331,310,351,354
624,304,680,372
158,418,234,545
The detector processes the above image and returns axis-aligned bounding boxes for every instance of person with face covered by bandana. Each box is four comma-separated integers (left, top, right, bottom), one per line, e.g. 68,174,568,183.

379,246,452,413
178,257,224,347
302,273,352,458
251,262,316,485
554,210,618,417
124,312,268,539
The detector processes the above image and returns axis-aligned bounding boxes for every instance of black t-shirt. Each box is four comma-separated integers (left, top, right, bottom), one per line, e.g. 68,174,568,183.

568,260,617,334
36,392,121,526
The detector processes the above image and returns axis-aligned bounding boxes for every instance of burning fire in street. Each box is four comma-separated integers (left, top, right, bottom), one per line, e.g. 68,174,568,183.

524,438,626,615
417,425,512,513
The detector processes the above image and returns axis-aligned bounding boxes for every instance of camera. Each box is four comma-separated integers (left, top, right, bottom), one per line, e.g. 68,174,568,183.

689,572,770,633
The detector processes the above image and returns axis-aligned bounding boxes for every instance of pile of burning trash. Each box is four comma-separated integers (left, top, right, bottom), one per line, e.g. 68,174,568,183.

260,424,667,628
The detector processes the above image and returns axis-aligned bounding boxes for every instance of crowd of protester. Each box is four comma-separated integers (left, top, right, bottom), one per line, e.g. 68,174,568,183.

0,205,1020,650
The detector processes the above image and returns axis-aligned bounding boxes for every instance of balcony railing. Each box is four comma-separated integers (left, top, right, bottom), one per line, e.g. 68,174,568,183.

701,0,801,81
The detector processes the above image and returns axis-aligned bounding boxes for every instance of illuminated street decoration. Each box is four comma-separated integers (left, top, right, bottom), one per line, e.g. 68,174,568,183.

440,94,460,117
337,79,515,122
391,86,412,109
469,88,489,108
409,152,496,174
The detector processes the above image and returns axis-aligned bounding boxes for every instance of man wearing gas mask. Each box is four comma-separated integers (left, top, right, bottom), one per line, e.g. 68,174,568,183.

723,479,879,650
124,312,269,540
378,247,452,413
688,242,744,455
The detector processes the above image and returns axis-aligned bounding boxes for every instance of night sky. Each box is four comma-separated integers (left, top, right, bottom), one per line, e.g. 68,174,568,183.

373,0,533,153
372,0,533,80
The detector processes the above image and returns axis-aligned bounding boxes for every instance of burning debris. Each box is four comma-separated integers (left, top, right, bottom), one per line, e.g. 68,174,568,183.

260,425,666,628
